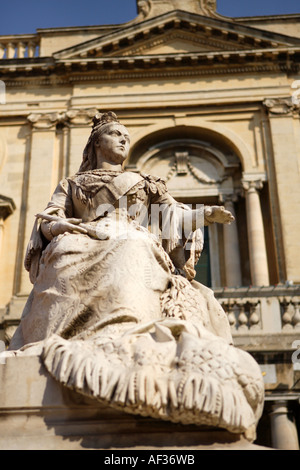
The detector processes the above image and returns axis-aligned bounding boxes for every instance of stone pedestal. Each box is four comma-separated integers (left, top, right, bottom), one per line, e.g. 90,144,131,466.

0,355,269,451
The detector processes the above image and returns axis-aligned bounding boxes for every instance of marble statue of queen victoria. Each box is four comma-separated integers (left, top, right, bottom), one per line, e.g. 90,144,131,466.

8,111,264,436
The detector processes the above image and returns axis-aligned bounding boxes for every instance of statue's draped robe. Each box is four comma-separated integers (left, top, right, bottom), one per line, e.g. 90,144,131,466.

9,170,264,433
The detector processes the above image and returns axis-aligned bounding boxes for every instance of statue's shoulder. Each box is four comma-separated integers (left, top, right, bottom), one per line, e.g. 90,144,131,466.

66,171,111,188
66,172,90,183
50,176,72,195
139,172,166,183
139,172,168,195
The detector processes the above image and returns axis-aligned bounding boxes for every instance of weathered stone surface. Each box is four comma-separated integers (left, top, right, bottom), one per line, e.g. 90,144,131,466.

0,355,270,451
1,0,300,450
6,114,264,438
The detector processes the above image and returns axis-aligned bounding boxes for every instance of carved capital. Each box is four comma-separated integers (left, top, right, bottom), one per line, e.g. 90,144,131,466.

64,108,98,126
0,195,16,220
27,108,99,129
242,179,264,194
263,97,300,116
219,192,239,205
27,112,65,129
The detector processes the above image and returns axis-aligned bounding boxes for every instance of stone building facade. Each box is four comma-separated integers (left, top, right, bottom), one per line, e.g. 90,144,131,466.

0,0,299,449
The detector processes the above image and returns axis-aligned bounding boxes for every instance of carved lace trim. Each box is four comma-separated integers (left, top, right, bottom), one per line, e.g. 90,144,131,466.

68,171,168,206
42,331,264,434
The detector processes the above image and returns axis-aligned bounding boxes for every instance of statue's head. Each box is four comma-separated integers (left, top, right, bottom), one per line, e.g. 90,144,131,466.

79,111,130,172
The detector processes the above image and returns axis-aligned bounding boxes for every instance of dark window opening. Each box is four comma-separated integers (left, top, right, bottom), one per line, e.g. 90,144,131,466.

194,226,211,287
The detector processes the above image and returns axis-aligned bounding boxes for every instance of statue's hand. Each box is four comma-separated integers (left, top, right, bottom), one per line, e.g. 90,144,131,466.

50,218,88,236
204,206,234,225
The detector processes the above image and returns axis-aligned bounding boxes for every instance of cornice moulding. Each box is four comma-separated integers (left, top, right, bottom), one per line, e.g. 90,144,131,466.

2,63,297,88
1,46,299,79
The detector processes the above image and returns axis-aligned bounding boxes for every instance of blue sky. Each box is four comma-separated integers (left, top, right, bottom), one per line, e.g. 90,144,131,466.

0,0,300,35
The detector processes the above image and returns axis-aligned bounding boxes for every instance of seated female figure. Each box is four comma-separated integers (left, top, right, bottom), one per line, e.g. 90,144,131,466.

8,112,264,436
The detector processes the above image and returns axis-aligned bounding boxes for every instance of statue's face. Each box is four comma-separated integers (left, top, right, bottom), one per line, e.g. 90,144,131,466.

95,123,130,166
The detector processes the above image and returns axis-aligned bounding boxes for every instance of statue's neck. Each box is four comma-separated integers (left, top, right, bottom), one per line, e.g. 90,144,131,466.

95,151,125,171
97,161,123,171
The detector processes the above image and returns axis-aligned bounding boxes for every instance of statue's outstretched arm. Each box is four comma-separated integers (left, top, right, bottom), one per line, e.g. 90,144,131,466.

173,204,234,233
151,188,234,233
203,205,234,226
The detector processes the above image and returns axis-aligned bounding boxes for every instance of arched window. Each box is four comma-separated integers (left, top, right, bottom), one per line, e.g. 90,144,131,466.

127,130,249,288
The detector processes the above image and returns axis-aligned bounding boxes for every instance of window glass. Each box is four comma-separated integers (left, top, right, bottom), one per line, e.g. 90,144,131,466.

194,226,211,287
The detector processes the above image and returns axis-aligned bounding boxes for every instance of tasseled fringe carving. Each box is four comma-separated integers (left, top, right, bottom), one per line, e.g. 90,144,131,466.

42,334,256,434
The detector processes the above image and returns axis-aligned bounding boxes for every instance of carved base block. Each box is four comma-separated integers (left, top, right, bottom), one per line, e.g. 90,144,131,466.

0,355,270,450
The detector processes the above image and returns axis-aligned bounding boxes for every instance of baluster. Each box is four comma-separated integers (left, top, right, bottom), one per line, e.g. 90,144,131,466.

237,302,248,331
292,300,300,329
27,42,36,58
6,42,16,59
0,43,5,59
16,41,26,58
226,301,237,329
249,299,260,330
281,299,293,330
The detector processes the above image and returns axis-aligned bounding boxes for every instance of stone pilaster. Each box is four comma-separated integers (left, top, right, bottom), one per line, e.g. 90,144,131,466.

263,97,300,283
17,112,63,295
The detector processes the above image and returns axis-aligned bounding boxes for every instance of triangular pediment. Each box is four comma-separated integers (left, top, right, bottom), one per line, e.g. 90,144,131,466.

141,35,213,54
53,10,300,62
111,29,247,57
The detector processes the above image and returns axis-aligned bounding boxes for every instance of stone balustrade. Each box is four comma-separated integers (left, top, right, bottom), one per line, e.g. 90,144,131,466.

2,285,300,348
0,35,39,59
219,297,262,331
214,285,300,339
